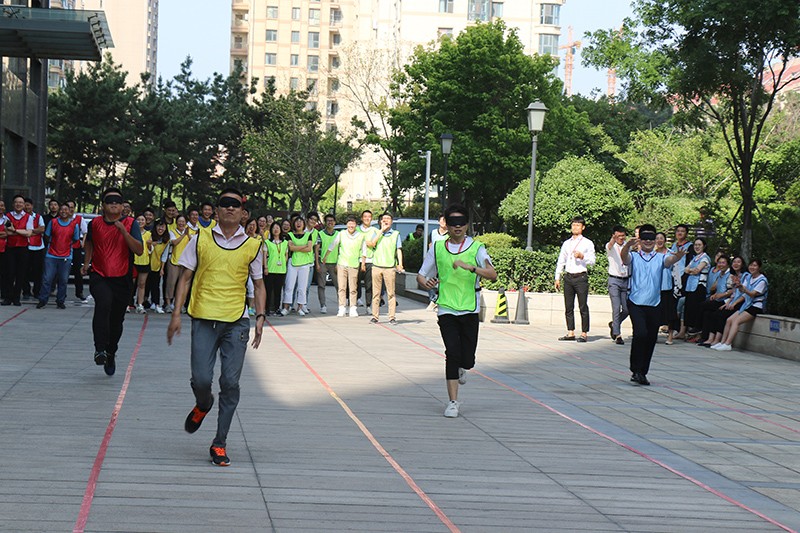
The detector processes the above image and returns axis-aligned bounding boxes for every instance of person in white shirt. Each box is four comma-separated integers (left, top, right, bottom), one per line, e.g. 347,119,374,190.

554,216,596,342
606,225,629,345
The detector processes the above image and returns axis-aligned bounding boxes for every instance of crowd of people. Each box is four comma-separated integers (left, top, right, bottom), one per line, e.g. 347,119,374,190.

555,217,769,385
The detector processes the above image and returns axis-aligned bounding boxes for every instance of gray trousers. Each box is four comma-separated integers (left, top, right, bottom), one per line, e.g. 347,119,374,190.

608,276,629,337
317,263,338,307
190,317,250,448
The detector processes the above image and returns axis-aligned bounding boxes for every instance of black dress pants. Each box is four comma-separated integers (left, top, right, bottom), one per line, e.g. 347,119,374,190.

25,248,45,297
89,273,131,355
564,272,589,332
70,247,85,298
4,246,28,303
628,299,661,377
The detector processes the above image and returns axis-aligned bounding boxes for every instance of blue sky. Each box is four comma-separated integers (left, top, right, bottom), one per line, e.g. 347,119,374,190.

157,0,633,97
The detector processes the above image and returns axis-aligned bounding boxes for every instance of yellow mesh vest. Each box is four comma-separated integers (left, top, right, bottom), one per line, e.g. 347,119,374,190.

188,231,262,322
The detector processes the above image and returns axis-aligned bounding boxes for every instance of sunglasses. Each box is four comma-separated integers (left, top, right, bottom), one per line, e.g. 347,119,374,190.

446,216,468,227
102,194,124,205
218,197,243,208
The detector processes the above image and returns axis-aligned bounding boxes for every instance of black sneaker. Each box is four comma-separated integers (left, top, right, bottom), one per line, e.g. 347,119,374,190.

185,396,214,433
36,301,46,309
0,300,11,306
370,317,379,323
94,351,107,365
56,302,66,309
104,353,116,376
389,318,397,325
210,445,230,467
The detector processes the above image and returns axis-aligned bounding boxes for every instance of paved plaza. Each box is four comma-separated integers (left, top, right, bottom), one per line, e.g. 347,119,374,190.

1,289,799,532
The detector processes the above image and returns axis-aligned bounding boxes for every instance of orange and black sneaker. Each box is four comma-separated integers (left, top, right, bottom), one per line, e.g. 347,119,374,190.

210,446,230,467
184,396,214,434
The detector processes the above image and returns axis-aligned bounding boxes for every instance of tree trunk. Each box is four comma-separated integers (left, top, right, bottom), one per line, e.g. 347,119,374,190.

739,160,754,262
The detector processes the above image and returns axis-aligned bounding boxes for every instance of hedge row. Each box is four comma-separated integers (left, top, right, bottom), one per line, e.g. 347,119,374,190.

403,236,798,319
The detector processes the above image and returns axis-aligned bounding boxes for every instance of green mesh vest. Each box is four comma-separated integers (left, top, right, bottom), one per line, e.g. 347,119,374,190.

435,239,483,312
372,230,400,268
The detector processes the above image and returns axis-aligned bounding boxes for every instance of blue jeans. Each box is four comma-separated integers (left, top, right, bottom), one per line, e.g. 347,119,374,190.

39,256,72,305
190,317,250,448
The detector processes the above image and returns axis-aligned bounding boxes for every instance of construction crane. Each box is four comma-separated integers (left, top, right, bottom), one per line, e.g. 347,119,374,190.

607,26,624,100
559,26,581,97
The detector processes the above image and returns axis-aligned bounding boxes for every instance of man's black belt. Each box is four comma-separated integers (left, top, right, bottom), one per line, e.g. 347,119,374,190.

608,274,629,280
565,271,588,277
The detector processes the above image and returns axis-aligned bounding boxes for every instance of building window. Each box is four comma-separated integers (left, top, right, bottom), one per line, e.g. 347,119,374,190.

329,56,340,69
326,101,339,117
266,29,278,42
309,8,320,25
540,4,560,25
330,8,343,25
438,28,453,38
439,0,453,13
266,5,278,18
292,7,301,20
233,35,245,49
467,0,490,21
308,31,320,48
290,54,300,66
264,76,276,88
330,32,342,47
307,78,318,95
305,102,317,112
266,53,277,65
290,77,300,90
538,34,559,56
491,2,503,18
291,31,300,43
328,77,340,95
308,55,319,72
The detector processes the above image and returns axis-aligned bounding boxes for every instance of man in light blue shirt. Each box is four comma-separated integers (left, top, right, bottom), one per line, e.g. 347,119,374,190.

620,224,686,385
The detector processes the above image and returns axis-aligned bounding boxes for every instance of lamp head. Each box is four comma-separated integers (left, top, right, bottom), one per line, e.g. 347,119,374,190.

526,101,548,133
439,132,454,156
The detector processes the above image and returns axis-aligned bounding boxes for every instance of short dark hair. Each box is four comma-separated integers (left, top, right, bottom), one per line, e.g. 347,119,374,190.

24,197,33,204
416,224,424,230
640,223,657,234
101,188,122,199
749,258,762,268
324,214,336,222
49,198,59,205
571,216,585,225
346,214,358,223
612,225,627,234
163,199,177,209
379,212,393,220
143,207,155,215
444,204,468,218
59,202,70,209
12,194,24,201
361,209,372,216
219,188,244,200
675,223,690,232
200,201,214,210
187,206,199,216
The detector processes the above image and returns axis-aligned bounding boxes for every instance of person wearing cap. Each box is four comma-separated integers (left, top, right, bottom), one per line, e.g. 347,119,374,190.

167,187,266,467
81,188,144,376
619,225,686,385
554,216,596,342
417,204,497,418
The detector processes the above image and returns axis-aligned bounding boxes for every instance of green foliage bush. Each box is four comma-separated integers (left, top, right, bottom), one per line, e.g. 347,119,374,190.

476,232,520,250
762,263,800,319
402,234,425,272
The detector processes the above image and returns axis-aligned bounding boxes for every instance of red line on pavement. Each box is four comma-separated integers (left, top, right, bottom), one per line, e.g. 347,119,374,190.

493,328,800,436
381,324,798,533
0,308,27,327
266,321,460,533
73,315,149,533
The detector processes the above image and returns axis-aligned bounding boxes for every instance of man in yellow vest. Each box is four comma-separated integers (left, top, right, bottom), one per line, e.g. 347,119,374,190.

367,212,404,324
167,188,266,467
417,204,496,418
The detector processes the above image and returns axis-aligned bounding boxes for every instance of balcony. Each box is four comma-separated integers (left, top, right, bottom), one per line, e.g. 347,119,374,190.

232,0,249,11
231,42,249,55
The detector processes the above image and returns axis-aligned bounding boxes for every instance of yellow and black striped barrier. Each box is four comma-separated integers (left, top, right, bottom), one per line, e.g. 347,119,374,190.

491,287,510,324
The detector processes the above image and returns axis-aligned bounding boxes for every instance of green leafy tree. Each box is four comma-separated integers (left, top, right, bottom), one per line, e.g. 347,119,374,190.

499,156,635,244
582,0,800,260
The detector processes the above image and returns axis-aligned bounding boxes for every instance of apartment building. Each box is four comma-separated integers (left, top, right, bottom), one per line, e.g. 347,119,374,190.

231,0,566,204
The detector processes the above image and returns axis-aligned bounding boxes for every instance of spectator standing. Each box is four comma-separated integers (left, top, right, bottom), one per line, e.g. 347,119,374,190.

81,188,143,376
315,214,339,314
146,220,169,313
606,226,629,345
0,200,7,303
666,224,692,344
356,210,378,308
163,200,179,234
368,213,404,324
406,224,424,243
164,214,191,313
417,204,497,418
655,232,673,332
264,221,288,315
324,215,365,317
133,215,151,314
554,216,596,343
36,202,80,309
682,238,711,336
281,216,314,316
1,195,34,306
42,199,59,227
66,201,88,302
22,198,46,300
198,202,216,230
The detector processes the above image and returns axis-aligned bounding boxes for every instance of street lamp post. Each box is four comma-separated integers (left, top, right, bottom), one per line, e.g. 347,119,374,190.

332,163,341,218
420,150,432,253
525,101,548,251
439,132,453,206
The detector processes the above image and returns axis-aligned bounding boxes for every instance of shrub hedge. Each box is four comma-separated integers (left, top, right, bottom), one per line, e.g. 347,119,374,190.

762,263,799,319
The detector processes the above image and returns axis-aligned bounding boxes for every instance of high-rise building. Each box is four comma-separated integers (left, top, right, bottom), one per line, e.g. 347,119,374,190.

76,0,158,86
230,0,566,205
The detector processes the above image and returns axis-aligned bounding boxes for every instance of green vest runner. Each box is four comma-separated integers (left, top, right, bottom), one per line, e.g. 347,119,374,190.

318,230,339,264
288,232,314,266
434,239,483,312
337,231,365,268
373,230,400,268
265,239,288,274
358,225,377,259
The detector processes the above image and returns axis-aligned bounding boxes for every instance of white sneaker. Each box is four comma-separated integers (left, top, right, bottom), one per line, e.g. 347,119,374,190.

336,306,346,317
320,306,327,314
155,305,165,314
458,368,467,385
136,304,146,314
298,307,307,316
357,298,364,307
280,308,289,316
349,306,358,317
717,344,732,351
443,401,460,418
149,303,157,311
710,343,723,349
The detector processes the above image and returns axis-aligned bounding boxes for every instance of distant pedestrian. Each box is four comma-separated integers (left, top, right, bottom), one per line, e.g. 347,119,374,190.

417,204,497,418
368,212,404,324
167,187,265,467
36,202,80,309
606,225,629,345
22,198,46,301
554,216,596,342
81,188,143,376
1,195,34,306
